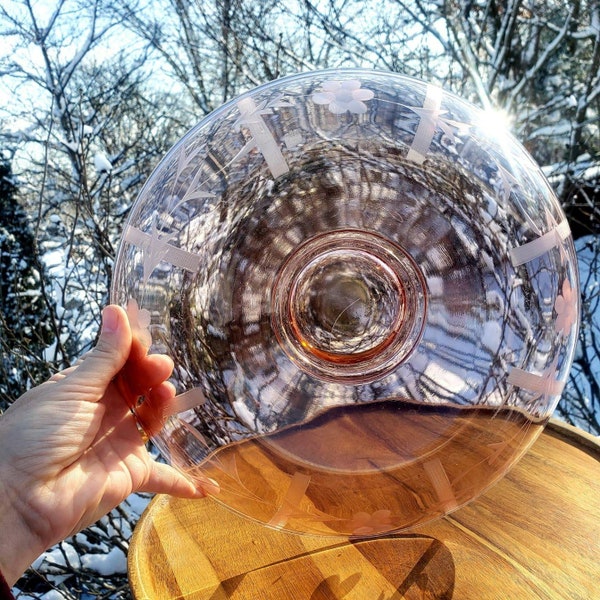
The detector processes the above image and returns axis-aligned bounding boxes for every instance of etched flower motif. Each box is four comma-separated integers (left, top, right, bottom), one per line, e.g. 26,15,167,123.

349,509,392,536
126,298,153,350
312,79,374,115
554,278,577,336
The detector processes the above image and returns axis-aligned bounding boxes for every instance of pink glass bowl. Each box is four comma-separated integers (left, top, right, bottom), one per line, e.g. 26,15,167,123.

112,69,579,537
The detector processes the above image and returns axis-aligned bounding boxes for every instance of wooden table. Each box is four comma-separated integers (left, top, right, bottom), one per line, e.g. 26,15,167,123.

128,420,600,599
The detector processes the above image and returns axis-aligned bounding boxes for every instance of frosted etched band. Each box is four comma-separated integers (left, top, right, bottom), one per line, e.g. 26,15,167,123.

509,220,571,266
406,84,443,164
236,97,290,178
507,367,565,397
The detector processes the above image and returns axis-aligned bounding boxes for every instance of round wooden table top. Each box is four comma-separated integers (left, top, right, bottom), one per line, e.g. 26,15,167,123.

128,420,600,599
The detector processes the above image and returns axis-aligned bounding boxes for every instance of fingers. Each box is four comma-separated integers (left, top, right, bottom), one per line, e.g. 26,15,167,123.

135,381,176,437
123,353,175,397
140,460,210,499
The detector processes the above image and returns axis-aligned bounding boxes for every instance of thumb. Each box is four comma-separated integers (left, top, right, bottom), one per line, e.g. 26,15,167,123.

67,305,133,396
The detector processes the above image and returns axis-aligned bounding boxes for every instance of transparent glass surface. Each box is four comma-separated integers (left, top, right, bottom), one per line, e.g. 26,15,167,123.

111,69,580,537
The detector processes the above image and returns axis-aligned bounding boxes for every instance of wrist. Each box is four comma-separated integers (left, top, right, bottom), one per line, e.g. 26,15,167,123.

0,475,45,587
0,418,46,587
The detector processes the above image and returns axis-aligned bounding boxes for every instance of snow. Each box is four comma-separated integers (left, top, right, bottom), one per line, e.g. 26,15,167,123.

93,152,112,172
15,289,42,298
529,122,573,139
42,248,67,274
581,164,600,180
31,544,82,571
80,547,127,576
16,591,67,600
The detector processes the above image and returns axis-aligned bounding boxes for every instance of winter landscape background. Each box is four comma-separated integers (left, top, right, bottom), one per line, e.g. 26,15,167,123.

1,1,599,598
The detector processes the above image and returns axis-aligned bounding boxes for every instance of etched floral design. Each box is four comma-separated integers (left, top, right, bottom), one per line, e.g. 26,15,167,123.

146,214,177,270
554,278,577,336
349,509,392,536
126,298,152,350
312,79,374,114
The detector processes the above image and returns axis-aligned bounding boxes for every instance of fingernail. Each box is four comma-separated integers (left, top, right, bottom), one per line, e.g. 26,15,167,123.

196,476,220,496
102,306,120,334
206,477,221,495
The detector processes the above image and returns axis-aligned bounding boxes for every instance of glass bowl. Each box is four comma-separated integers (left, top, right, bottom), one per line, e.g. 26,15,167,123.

111,68,580,537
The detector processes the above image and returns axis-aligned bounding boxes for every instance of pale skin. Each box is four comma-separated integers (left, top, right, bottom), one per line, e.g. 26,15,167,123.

0,305,204,587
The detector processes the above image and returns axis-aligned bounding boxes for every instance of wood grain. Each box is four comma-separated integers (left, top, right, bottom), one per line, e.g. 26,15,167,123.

129,420,600,599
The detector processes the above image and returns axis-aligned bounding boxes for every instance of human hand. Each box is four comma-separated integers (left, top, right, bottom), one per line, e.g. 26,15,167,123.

0,305,204,586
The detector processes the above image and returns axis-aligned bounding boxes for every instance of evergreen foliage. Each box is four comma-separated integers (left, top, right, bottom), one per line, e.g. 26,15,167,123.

0,154,54,407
